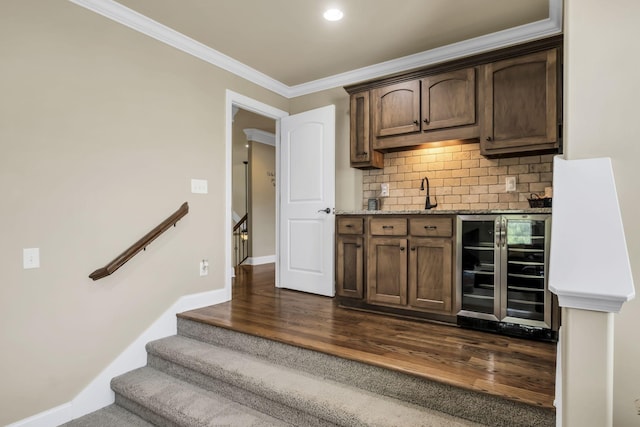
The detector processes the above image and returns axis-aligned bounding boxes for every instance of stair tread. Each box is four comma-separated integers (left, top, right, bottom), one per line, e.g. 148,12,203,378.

112,366,291,427
61,404,154,427
147,335,482,427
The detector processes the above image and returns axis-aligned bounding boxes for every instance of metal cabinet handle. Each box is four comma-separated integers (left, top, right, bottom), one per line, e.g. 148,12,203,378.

486,136,492,141
400,247,405,251
411,247,416,251
355,244,362,248
501,218,507,247
413,120,419,126
382,225,394,229
423,118,429,124
345,224,353,228
424,225,437,230
318,208,331,214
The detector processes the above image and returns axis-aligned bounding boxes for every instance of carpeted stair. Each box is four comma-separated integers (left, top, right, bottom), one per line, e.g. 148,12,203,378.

62,318,555,426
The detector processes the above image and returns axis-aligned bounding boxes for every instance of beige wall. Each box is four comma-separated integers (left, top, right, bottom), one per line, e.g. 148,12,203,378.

363,143,553,211
0,1,288,424
249,142,276,258
565,0,640,425
290,87,362,211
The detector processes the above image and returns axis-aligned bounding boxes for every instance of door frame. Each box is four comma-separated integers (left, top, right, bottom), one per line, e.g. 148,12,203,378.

225,90,288,299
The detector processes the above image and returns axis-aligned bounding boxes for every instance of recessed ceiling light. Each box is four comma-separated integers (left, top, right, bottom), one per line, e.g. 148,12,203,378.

323,8,343,21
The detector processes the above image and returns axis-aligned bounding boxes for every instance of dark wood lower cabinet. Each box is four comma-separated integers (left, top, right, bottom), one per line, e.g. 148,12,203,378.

336,235,364,298
337,215,456,321
408,238,452,312
367,237,408,306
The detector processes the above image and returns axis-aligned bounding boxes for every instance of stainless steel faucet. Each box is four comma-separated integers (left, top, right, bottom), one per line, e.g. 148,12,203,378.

420,177,438,210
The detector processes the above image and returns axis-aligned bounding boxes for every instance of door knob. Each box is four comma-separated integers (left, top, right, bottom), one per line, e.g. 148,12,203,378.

318,208,331,214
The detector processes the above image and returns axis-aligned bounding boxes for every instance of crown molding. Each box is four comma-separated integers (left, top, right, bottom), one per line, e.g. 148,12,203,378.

69,0,563,99
243,128,275,146
68,0,291,96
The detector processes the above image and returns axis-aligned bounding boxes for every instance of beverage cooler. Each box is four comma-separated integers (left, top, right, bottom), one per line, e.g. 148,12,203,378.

456,214,557,341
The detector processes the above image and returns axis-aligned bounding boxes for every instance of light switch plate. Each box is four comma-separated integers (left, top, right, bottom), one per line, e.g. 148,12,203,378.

191,179,208,194
505,176,517,192
23,248,40,269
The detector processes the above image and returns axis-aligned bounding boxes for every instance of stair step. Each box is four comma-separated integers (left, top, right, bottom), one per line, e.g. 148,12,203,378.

111,366,291,427
177,318,555,427
61,404,153,427
146,335,483,427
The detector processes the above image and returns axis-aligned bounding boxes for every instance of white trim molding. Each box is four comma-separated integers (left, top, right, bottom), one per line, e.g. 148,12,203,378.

69,0,563,98
243,128,275,146
8,288,230,427
225,90,288,299
243,255,276,266
548,156,635,313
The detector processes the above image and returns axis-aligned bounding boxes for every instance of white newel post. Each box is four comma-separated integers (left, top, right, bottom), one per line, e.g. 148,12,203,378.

549,157,635,427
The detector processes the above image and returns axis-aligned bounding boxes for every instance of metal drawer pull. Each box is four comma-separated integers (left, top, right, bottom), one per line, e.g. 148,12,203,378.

424,225,437,230
355,244,362,248
400,247,405,251
382,225,394,229
345,224,353,228
411,247,416,251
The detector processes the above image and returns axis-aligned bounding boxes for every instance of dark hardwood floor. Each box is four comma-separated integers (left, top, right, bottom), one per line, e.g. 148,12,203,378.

179,263,557,410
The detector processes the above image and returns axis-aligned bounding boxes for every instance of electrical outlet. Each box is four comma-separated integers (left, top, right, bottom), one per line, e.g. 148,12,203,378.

380,183,389,197
200,259,209,276
505,176,517,192
23,248,40,269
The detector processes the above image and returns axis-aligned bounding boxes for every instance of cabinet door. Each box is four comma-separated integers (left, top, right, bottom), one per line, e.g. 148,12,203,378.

373,81,421,137
422,68,476,131
350,91,383,169
367,237,407,306
336,235,364,298
481,49,558,156
408,238,453,313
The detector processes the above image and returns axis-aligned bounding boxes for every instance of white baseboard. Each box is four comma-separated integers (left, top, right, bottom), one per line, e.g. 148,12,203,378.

243,255,276,266
8,287,229,427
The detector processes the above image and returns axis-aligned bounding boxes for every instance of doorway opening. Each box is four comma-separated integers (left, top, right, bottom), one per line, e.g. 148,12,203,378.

231,110,277,268
225,90,288,300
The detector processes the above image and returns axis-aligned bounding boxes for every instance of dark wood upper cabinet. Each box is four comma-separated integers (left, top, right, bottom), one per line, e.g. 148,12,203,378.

481,48,559,156
422,68,476,131
373,81,421,137
349,91,383,169
345,36,562,160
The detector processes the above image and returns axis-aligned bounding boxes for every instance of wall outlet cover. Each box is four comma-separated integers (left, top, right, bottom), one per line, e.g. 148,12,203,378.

380,183,389,197
23,248,40,269
505,176,517,192
199,259,209,276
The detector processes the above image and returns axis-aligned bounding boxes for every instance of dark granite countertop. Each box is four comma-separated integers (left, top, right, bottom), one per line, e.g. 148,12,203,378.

335,208,552,215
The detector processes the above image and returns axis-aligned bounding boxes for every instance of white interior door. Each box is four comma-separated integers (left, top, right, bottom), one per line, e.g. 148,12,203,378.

279,105,335,296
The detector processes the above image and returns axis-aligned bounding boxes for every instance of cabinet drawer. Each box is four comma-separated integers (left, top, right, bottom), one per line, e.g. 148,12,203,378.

409,217,452,237
337,217,364,234
370,218,407,236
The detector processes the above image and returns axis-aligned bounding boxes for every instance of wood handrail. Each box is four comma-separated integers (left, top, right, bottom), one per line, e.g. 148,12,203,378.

89,202,189,281
233,213,248,232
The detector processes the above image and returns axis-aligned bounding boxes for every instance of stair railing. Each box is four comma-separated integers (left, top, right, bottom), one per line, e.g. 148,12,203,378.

233,213,249,266
89,202,189,280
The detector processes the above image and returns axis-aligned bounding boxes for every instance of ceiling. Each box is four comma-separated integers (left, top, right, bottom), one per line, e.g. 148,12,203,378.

75,0,561,97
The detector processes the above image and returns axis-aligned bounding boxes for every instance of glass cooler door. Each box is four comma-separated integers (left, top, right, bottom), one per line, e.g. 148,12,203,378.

501,216,551,328
458,216,500,321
